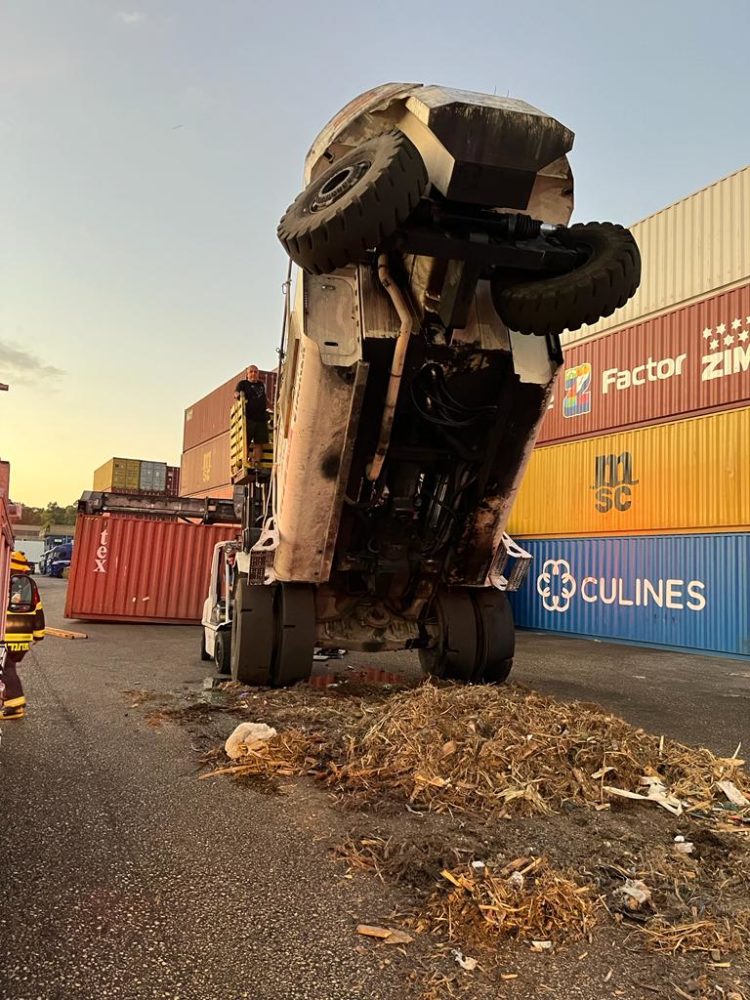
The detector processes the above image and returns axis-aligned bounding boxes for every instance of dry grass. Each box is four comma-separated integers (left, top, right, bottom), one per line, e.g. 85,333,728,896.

633,916,743,955
326,684,750,819
410,857,599,950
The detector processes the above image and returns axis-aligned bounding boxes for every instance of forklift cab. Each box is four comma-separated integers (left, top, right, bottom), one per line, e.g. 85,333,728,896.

200,540,240,675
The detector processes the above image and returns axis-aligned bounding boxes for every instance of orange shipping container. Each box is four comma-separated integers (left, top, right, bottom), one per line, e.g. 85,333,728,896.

180,432,231,496
508,406,750,538
65,515,238,623
182,484,234,500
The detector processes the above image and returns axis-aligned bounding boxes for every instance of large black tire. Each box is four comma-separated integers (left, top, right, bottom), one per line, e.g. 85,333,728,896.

419,590,478,683
271,584,316,688
214,630,231,675
491,222,641,336
277,130,428,274
470,590,514,684
231,579,276,686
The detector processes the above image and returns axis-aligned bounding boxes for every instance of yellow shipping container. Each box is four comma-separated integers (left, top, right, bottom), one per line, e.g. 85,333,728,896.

93,458,125,491
124,459,141,490
508,407,750,538
92,457,142,492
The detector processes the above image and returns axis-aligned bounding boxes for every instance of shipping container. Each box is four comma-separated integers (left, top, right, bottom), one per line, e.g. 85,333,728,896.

183,368,277,452
93,457,142,492
509,533,750,659
0,459,9,500
542,282,750,445
165,466,180,497
65,515,238,623
508,407,750,538
182,484,234,500
139,461,167,493
180,432,231,497
563,166,750,346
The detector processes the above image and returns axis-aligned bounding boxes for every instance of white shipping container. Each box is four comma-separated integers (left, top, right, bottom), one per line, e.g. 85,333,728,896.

563,166,750,346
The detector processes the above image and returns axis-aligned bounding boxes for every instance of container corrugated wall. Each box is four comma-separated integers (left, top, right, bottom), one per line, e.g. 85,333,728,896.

0,460,10,500
65,515,238,623
180,432,231,497
509,534,750,659
540,282,750,444
183,368,277,452
509,407,749,537
562,166,750,346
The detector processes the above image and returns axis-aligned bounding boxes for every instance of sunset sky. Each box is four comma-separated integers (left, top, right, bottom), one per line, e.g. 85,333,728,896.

2,0,749,506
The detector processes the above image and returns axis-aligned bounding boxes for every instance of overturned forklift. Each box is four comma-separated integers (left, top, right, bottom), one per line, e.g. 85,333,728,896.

226,83,640,687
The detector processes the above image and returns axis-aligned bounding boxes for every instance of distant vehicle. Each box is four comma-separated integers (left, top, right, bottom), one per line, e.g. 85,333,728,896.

47,542,73,579
12,539,45,574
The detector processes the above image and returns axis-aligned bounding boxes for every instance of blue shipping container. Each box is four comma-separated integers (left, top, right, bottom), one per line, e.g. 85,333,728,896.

510,533,750,659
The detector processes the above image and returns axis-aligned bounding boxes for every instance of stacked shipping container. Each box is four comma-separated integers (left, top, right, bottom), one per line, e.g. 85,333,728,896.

509,166,750,658
93,458,180,497
180,367,277,498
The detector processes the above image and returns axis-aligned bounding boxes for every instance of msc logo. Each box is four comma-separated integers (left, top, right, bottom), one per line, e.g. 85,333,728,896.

536,559,577,613
592,452,638,513
563,363,592,418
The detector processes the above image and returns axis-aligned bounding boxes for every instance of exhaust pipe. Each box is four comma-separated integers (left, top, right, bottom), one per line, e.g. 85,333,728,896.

366,254,414,481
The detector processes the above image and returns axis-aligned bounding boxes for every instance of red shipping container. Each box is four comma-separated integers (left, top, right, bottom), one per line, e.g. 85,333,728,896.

0,460,9,500
165,465,180,497
183,368,277,452
180,432,231,496
540,282,750,445
65,515,238,623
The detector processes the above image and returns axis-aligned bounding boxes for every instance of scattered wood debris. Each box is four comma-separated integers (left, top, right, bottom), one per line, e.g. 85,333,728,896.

46,626,88,639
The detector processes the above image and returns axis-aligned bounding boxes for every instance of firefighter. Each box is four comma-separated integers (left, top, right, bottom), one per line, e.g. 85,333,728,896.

2,558,45,721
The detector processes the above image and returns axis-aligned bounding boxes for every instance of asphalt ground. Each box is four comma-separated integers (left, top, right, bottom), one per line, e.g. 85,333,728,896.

1,577,747,999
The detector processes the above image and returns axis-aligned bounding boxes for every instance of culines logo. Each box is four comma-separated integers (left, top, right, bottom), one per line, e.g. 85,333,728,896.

536,559,577,612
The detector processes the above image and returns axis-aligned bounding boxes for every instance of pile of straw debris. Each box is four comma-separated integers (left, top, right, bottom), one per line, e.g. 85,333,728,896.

326,684,749,819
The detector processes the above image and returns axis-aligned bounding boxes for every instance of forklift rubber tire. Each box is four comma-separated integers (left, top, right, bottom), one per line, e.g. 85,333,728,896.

470,589,514,684
491,222,641,336
200,632,211,662
214,630,231,675
277,130,428,274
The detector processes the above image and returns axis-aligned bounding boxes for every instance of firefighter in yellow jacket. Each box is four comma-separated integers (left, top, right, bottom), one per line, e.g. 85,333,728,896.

2,551,45,720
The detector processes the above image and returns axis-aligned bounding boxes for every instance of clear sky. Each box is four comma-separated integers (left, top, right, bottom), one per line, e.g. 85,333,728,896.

2,0,749,506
